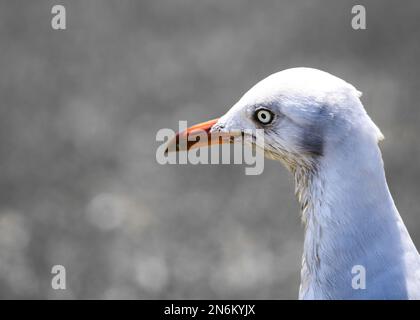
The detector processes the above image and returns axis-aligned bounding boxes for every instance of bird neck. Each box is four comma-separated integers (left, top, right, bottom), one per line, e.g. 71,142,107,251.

295,134,419,299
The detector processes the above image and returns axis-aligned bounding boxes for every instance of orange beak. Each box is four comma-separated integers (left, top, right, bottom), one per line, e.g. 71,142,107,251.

165,118,241,153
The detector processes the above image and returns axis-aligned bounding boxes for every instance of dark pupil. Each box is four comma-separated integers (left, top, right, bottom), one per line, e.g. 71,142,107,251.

260,112,267,120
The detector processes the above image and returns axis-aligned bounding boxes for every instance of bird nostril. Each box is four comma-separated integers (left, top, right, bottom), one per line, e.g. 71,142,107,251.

210,123,225,133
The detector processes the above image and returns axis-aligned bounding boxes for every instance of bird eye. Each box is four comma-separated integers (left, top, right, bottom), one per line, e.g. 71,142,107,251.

255,109,273,125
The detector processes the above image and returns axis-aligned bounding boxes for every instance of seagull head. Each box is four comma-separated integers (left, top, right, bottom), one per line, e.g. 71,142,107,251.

165,68,420,300
167,67,383,171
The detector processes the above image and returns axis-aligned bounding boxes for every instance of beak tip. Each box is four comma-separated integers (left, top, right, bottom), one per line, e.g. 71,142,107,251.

165,117,221,153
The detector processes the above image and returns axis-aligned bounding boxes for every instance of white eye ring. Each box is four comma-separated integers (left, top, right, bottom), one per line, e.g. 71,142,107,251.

255,109,273,124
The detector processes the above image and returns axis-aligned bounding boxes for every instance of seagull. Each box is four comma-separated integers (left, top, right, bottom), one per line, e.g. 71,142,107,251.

166,68,420,299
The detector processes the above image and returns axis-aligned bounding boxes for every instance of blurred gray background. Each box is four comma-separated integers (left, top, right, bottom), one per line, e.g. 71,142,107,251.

1,0,419,299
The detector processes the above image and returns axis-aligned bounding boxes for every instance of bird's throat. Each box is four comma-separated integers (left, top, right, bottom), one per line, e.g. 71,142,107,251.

294,142,416,299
